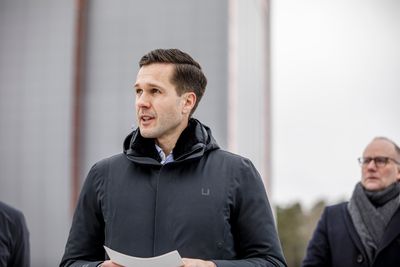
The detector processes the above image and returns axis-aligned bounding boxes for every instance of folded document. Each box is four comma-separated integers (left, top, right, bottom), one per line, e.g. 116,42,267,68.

104,246,183,267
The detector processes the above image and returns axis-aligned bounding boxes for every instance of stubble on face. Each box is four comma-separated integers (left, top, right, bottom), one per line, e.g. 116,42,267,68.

135,63,189,152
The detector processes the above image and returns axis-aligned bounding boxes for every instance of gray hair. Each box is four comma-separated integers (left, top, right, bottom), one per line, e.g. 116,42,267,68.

372,136,400,157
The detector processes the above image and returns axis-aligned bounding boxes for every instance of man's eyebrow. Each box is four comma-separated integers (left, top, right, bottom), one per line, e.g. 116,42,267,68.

134,82,163,89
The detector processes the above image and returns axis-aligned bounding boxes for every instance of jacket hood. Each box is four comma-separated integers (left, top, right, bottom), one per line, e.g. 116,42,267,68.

123,118,219,165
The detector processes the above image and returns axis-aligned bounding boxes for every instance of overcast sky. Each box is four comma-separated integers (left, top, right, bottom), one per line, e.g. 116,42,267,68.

270,0,400,208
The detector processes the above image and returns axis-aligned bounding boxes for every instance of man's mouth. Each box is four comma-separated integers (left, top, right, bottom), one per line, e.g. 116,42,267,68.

139,114,155,125
141,115,153,121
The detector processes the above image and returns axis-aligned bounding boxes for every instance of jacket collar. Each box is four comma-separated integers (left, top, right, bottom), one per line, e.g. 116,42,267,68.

344,201,400,262
343,203,368,259
124,118,219,165
377,206,400,252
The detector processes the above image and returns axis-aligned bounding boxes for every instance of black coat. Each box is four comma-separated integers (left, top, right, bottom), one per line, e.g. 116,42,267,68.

302,202,400,267
0,201,30,267
60,119,286,267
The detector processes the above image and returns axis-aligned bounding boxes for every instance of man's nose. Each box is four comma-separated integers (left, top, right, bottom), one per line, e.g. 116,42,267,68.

136,93,151,108
367,159,377,169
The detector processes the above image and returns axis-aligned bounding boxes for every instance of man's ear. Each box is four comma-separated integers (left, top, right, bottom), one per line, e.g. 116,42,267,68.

397,164,400,181
182,92,196,115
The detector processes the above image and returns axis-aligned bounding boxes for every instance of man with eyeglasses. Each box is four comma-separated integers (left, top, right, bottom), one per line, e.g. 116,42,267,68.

302,136,400,267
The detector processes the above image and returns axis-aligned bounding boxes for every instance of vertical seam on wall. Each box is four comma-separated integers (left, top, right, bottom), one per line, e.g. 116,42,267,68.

71,0,89,215
228,0,238,153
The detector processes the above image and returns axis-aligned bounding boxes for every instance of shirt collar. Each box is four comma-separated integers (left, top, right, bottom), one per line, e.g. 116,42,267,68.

155,144,174,164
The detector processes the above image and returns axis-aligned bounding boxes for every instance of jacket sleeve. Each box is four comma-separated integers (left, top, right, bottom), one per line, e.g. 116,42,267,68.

60,163,106,267
301,207,332,267
214,158,287,267
12,210,30,267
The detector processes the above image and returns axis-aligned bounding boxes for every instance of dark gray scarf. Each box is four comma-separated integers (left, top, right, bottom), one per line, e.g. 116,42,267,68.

348,182,400,263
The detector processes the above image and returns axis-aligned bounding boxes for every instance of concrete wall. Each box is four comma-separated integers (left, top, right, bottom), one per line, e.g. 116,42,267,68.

0,1,74,265
80,0,230,182
0,0,269,265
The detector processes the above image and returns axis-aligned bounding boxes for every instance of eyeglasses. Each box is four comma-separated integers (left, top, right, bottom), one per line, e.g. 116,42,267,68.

358,156,400,167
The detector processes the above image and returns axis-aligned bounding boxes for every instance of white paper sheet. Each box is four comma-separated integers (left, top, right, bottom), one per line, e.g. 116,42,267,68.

104,246,184,267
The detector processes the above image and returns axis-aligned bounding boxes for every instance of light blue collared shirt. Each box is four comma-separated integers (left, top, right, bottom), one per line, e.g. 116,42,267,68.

155,144,174,164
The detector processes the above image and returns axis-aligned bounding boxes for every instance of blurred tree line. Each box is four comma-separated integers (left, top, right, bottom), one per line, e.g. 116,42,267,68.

276,200,327,267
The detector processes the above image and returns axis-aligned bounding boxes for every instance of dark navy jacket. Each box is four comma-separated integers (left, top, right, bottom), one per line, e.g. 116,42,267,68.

0,201,30,267
60,119,286,267
302,202,400,267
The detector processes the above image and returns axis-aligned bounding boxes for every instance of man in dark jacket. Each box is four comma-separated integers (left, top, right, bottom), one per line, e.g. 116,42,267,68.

0,201,30,267
60,49,286,267
302,137,400,267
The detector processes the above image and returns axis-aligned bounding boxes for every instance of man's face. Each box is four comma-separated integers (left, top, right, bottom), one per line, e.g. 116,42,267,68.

361,139,400,191
134,63,190,144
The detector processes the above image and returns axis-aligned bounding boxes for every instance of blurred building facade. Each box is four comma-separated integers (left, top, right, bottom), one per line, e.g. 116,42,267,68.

0,0,270,265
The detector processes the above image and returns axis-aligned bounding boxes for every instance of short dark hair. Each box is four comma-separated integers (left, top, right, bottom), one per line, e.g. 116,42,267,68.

139,48,207,116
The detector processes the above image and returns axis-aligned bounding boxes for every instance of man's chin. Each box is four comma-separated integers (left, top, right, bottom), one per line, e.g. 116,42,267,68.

139,128,156,139
363,182,383,192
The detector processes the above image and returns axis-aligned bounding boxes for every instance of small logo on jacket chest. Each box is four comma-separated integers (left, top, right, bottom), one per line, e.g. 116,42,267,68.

201,188,210,196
